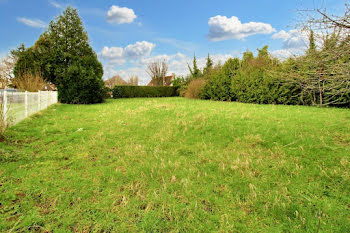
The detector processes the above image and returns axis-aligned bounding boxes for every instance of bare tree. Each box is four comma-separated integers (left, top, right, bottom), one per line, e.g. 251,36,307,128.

0,54,17,88
283,4,350,106
127,76,139,86
314,4,350,30
146,60,168,86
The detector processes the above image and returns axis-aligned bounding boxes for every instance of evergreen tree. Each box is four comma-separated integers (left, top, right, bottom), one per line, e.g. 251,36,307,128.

188,54,201,79
307,30,316,54
203,53,213,75
14,7,104,104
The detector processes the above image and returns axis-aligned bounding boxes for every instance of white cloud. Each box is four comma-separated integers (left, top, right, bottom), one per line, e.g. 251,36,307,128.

272,29,309,49
100,41,155,66
124,41,155,58
106,5,137,24
208,15,275,41
271,30,291,40
271,29,310,59
101,46,124,59
17,17,47,28
49,0,63,9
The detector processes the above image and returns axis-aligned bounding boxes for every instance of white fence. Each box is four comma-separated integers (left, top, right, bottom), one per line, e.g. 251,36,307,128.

0,90,58,126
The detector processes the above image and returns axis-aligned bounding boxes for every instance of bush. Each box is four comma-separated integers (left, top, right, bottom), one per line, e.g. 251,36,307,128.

230,70,302,105
172,75,191,97
58,57,105,104
112,86,178,98
12,72,46,92
184,79,206,99
201,71,234,101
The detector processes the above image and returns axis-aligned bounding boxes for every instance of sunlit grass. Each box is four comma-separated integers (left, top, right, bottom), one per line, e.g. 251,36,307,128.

1,98,349,232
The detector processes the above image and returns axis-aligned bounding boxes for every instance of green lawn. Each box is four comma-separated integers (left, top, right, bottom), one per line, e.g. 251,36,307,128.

1,97,349,232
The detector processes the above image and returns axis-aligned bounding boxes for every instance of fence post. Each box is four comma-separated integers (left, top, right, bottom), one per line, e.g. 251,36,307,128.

24,91,28,118
38,91,41,110
3,90,7,126
47,91,49,107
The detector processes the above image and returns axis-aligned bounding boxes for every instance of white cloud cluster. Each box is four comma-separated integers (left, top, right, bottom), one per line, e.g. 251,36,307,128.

271,29,309,59
106,5,137,24
17,17,47,28
101,41,155,65
272,29,309,49
208,15,275,41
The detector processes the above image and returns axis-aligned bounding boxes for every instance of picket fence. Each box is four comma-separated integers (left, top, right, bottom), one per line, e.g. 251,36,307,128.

0,90,58,126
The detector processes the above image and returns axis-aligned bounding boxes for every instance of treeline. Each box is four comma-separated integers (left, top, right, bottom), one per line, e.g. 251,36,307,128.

176,9,350,107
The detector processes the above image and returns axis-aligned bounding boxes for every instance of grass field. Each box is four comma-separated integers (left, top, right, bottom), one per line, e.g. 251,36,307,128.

1,97,349,232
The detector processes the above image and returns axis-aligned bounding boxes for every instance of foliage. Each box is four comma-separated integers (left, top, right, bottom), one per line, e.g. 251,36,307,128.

171,75,191,96
58,56,104,104
112,86,178,98
1,98,350,231
203,54,213,76
13,7,105,104
201,58,240,101
184,78,206,99
188,55,202,79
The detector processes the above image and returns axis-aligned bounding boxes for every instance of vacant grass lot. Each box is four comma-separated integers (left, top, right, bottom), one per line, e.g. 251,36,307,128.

1,98,349,232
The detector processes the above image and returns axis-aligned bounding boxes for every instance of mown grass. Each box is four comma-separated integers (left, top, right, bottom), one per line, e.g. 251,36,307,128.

0,97,349,232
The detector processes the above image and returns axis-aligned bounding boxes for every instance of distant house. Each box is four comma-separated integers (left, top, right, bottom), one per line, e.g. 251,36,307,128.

147,75,174,87
42,83,57,91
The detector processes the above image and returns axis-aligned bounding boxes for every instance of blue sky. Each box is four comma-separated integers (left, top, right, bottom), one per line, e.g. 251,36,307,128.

0,0,347,84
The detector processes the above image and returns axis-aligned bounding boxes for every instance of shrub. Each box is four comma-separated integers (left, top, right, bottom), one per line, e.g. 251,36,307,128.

184,79,206,99
172,75,191,97
201,71,234,101
112,86,178,98
12,72,46,92
57,57,105,104
230,69,302,105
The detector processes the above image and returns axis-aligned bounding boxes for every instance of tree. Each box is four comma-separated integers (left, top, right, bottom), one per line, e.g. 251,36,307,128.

0,44,24,88
188,55,201,79
203,54,213,75
127,76,139,86
146,60,168,86
308,30,316,53
13,7,105,103
241,50,254,68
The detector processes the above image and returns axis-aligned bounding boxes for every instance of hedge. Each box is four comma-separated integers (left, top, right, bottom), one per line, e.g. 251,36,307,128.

112,86,178,98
